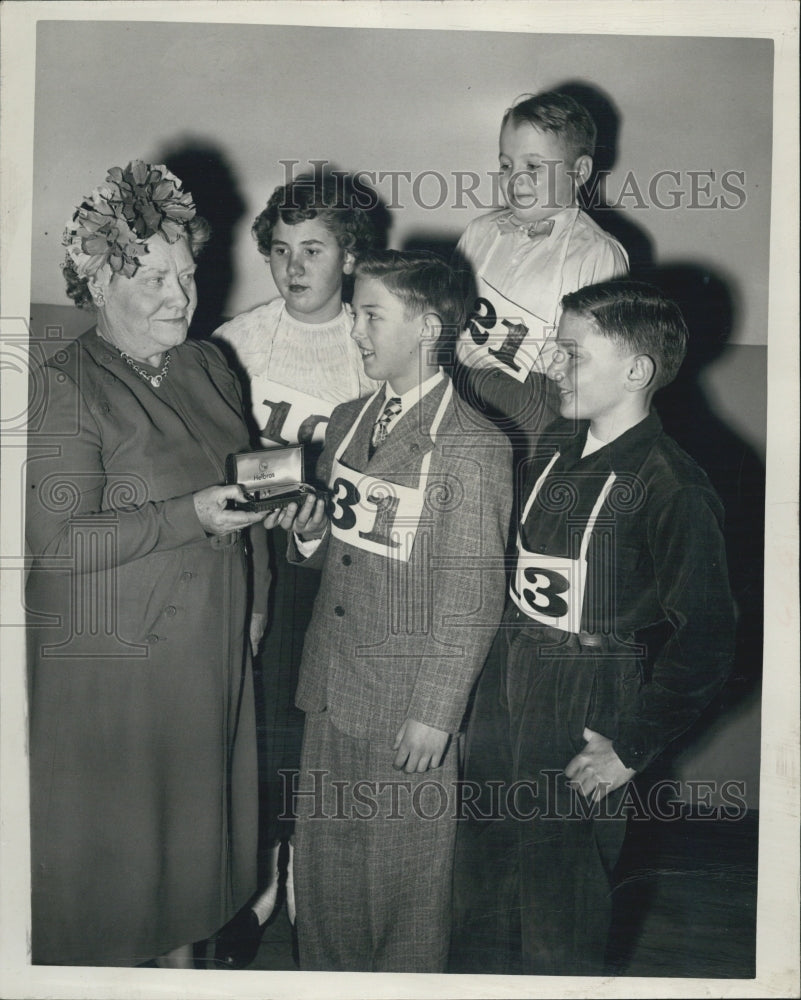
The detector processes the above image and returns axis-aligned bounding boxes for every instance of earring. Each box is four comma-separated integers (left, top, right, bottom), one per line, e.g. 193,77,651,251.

94,291,105,307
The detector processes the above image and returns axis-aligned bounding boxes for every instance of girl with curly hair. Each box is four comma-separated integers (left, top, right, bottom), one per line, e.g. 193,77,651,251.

212,173,380,966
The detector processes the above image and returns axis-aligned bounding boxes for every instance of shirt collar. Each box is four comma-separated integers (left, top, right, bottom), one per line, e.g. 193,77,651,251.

558,410,664,473
385,368,444,414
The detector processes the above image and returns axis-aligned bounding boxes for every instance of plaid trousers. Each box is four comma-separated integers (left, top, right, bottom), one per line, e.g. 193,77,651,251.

293,710,458,972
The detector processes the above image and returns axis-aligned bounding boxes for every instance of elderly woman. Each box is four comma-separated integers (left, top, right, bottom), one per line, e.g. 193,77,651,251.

26,161,267,967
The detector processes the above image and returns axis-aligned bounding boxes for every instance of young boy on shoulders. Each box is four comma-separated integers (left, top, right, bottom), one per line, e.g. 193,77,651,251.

267,250,513,972
455,280,735,975
454,90,629,454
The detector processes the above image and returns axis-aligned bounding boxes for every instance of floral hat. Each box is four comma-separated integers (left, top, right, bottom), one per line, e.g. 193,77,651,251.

63,160,197,279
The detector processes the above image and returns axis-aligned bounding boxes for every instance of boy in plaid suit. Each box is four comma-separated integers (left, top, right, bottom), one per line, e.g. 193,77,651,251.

267,251,512,971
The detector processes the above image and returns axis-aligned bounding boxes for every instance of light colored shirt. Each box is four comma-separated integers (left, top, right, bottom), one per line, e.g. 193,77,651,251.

213,297,378,401
581,427,608,458
379,369,445,440
456,205,629,336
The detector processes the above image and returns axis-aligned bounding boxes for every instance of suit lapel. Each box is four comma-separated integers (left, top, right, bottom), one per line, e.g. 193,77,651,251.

364,378,449,485
340,392,384,472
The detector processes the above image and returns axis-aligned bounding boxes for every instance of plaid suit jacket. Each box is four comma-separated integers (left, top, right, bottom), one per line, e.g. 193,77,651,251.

292,376,513,741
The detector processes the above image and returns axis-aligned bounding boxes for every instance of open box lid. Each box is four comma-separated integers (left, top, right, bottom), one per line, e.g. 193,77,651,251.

225,445,307,495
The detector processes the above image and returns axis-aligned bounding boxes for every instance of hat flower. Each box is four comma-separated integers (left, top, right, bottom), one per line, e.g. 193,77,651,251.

63,160,197,279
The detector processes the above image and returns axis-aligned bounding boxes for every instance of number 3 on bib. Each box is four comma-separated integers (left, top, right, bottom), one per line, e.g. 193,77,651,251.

330,476,401,551
522,567,570,618
330,477,359,531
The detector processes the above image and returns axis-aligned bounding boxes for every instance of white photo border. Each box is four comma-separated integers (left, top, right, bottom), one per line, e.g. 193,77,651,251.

1,3,798,998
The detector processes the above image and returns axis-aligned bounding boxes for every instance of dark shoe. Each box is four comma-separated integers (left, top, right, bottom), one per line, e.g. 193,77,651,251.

213,906,264,970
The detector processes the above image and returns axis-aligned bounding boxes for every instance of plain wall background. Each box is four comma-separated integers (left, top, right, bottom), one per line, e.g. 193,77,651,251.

29,20,770,807
33,24,771,345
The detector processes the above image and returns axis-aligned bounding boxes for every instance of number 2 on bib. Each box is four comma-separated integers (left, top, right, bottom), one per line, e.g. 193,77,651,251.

467,296,530,374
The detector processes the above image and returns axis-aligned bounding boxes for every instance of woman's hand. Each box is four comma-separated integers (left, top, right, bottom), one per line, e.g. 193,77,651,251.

193,485,266,536
263,493,329,540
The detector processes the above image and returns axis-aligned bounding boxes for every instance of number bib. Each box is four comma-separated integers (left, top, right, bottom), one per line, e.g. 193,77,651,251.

457,276,554,384
251,376,336,446
329,464,426,562
457,209,584,383
509,453,616,633
328,382,452,562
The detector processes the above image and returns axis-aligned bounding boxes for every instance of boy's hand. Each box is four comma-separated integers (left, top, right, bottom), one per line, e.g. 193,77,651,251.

262,493,328,539
392,718,450,773
564,727,636,804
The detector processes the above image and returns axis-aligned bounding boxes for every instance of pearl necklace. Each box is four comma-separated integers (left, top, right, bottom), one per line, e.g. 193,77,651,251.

120,350,172,388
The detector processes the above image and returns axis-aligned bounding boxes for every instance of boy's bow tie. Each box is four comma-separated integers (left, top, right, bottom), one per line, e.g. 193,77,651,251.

496,214,555,238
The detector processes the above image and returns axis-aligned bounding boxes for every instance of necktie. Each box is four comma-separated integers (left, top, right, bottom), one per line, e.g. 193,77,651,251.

496,213,555,239
371,396,402,451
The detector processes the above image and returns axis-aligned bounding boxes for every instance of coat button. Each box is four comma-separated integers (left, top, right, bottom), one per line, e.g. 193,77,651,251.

180,572,193,582
146,634,159,644
164,605,177,617
341,554,351,566
409,443,419,453
334,606,345,617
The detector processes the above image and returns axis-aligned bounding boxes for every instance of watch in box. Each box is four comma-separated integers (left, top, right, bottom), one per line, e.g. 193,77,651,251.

225,445,330,513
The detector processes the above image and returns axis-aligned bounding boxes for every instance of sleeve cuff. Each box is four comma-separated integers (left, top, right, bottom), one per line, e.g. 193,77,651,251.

294,530,325,558
166,492,210,545
612,738,654,773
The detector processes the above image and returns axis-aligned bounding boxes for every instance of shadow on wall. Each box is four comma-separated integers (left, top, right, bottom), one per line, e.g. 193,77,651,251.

401,80,658,375
605,264,764,963
308,162,393,299
553,80,764,773
641,264,765,789
398,234,478,375
401,232,463,261
159,142,248,340
556,79,656,276
401,80,659,277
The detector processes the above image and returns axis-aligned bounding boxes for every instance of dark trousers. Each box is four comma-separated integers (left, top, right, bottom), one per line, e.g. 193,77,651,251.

453,620,639,975
256,528,321,847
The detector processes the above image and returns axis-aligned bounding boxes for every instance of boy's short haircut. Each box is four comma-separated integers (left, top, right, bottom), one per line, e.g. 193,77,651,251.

355,250,467,333
503,90,597,162
252,174,378,258
561,280,689,390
